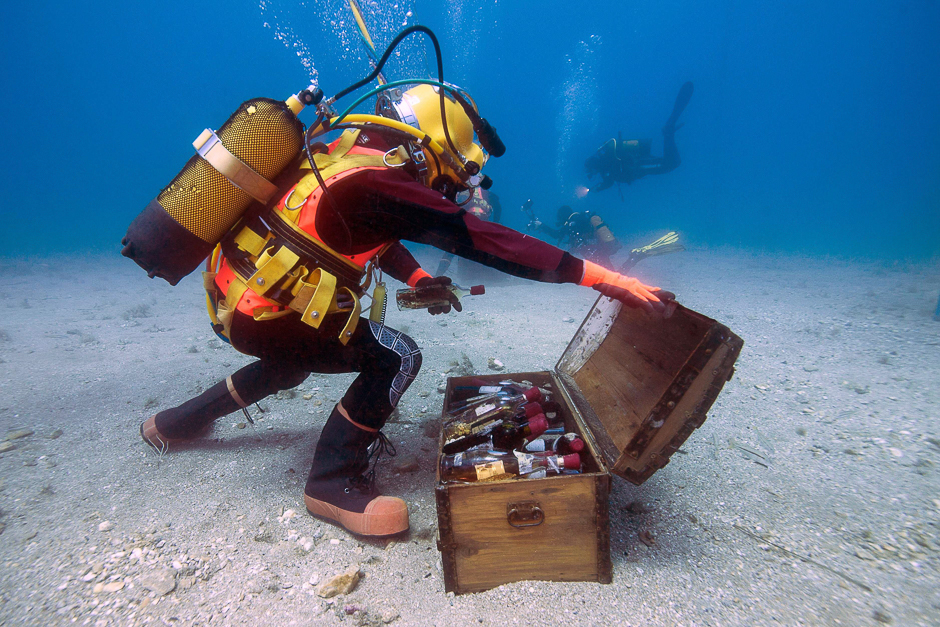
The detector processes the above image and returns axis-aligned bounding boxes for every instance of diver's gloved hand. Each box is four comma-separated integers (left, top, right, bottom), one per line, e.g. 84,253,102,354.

579,260,675,317
415,275,462,315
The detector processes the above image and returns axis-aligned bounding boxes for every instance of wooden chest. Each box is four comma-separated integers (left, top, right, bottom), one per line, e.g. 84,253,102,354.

434,297,743,595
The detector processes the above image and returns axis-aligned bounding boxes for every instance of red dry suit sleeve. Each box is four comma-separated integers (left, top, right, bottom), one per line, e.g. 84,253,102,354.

322,168,585,285
376,241,426,285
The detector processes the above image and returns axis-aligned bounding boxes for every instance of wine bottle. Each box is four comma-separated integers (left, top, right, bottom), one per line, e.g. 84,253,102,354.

440,449,581,483
443,401,542,445
442,412,548,455
446,385,542,416
451,381,541,403
396,283,485,310
443,391,542,440
525,432,585,454
491,414,549,450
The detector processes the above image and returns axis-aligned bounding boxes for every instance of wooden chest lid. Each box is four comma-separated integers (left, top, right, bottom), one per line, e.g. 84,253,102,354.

555,296,743,485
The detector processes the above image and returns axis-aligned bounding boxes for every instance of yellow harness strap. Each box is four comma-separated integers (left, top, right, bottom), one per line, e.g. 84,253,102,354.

250,246,300,297
233,227,269,257
284,267,362,345
217,275,250,337
208,129,403,346
291,267,335,328
284,130,407,210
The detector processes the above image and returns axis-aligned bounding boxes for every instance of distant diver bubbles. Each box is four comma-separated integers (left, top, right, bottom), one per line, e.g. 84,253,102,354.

444,0,491,76
555,35,601,196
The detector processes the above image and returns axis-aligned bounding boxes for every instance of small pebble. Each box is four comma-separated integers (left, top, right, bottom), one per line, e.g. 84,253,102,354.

392,453,421,474
98,521,113,532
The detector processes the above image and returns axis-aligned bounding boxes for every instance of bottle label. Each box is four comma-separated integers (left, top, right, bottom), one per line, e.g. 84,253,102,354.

478,386,501,394
525,440,547,452
474,461,505,481
469,416,501,435
474,402,497,417
547,456,561,473
513,451,535,475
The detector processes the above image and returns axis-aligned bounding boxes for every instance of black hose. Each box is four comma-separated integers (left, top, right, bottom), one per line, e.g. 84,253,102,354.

333,25,442,102
331,25,465,170
303,111,353,251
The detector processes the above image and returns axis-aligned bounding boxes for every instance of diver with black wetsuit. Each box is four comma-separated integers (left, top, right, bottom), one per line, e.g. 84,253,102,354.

583,81,693,194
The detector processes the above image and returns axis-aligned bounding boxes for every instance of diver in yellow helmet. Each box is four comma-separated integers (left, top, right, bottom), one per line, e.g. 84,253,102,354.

376,83,488,200
133,25,675,541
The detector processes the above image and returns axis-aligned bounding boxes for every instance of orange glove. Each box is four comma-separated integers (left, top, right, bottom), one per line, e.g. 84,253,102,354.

579,260,675,316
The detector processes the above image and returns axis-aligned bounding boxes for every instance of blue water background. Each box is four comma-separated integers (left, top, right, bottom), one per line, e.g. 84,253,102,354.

2,0,938,259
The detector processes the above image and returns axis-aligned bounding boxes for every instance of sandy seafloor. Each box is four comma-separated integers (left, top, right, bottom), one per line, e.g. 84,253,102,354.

0,244,938,627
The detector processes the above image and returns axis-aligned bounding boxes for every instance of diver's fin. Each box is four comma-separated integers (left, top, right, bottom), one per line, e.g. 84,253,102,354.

663,82,694,134
620,231,685,272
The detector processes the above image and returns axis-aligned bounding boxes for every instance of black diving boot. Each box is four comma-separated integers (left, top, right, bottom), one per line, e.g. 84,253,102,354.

304,405,408,537
140,377,247,452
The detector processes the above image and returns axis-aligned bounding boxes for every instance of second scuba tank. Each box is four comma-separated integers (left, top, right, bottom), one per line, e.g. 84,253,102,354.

590,214,617,245
121,97,306,285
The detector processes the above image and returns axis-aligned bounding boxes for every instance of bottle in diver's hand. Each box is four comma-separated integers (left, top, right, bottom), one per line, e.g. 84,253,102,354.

396,283,485,310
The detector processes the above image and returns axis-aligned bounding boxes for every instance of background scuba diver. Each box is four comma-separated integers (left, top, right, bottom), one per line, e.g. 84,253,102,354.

133,29,675,540
531,204,622,270
527,201,685,272
580,81,694,196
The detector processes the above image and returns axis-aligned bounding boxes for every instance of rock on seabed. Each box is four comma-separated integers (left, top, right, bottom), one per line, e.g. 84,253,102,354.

315,566,361,598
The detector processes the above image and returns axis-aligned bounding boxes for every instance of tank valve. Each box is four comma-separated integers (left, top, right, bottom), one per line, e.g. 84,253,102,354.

299,87,324,106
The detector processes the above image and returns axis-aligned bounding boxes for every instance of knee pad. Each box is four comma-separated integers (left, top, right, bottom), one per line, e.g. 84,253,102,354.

368,321,422,408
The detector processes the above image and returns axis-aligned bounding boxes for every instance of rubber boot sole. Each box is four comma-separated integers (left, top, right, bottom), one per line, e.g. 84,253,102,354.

304,493,409,537
139,415,186,453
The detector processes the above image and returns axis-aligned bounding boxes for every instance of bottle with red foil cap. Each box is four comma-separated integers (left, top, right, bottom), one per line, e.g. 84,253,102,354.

446,383,542,417
442,412,548,455
396,283,485,310
443,400,542,445
490,413,550,451
440,449,581,483
450,380,539,404
552,433,586,455
525,432,586,455
443,388,542,440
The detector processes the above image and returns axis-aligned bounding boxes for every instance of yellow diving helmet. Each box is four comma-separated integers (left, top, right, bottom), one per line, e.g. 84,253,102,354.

377,84,488,197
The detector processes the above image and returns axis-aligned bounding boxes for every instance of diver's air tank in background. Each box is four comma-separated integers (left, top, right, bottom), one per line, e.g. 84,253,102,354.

121,95,308,285
590,214,617,245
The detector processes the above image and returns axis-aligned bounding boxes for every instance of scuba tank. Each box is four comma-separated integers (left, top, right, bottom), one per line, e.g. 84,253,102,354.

590,214,617,245
121,94,315,285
